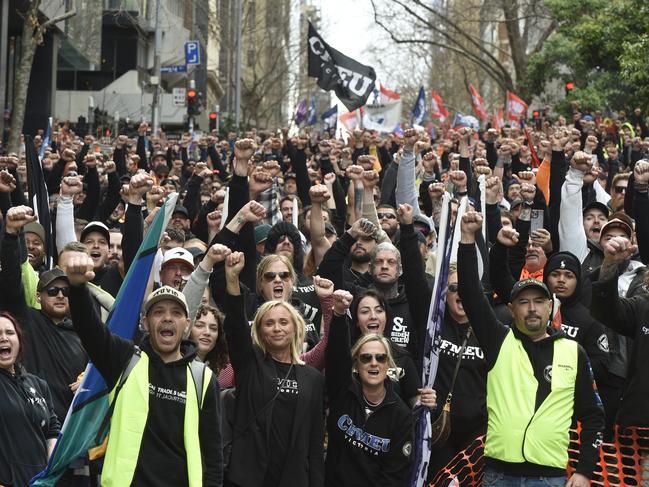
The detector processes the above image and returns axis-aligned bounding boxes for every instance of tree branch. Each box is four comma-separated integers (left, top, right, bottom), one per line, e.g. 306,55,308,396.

41,0,76,30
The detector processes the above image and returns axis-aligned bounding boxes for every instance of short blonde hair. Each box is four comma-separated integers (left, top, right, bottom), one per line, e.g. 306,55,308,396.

252,300,305,365
255,254,296,298
350,333,398,381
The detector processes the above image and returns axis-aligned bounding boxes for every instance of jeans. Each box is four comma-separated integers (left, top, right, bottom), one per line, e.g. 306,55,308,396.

482,468,567,487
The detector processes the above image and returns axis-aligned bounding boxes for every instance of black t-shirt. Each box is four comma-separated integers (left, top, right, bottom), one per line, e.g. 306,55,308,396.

263,361,298,487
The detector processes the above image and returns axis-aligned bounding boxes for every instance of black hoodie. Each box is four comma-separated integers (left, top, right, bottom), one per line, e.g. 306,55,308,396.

325,314,414,487
0,365,60,487
68,284,223,487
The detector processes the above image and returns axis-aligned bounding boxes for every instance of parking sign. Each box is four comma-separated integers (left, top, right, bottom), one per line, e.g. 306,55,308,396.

185,41,200,65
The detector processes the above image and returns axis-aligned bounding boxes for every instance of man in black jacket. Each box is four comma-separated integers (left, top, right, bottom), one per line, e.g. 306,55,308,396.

458,211,604,487
65,251,223,486
0,205,87,423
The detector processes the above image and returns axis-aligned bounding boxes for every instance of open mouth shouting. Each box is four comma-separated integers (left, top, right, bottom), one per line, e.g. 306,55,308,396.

157,327,177,346
89,250,102,263
366,321,381,333
272,284,285,299
0,345,12,360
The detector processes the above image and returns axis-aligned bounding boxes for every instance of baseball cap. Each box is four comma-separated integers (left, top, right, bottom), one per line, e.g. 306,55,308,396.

254,224,272,245
143,285,189,316
161,248,195,271
324,222,337,236
80,221,110,243
24,221,45,243
583,201,609,218
413,214,433,235
37,268,69,292
284,172,297,181
599,217,632,241
509,278,552,302
172,205,189,219
151,150,167,160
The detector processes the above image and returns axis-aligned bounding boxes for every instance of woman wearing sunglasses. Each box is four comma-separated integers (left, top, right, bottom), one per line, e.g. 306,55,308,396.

222,251,325,487
350,288,422,407
325,292,437,487
217,253,334,389
0,311,60,487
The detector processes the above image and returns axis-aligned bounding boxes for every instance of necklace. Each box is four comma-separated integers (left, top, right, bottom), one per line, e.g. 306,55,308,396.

362,389,386,407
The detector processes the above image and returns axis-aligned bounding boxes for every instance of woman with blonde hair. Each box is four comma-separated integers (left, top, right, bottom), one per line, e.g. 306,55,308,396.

325,292,437,487
222,251,324,487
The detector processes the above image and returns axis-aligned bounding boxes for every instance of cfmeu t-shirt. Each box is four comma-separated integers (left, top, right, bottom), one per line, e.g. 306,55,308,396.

263,361,298,487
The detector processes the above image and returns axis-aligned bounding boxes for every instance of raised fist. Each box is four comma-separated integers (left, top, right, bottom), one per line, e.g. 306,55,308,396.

634,159,649,185
333,289,354,315
346,165,364,181
571,151,593,174
497,227,519,247
362,170,380,188
397,203,414,225
348,217,377,240
66,252,96,286
234,139,256,161
428,182,445,200
603,236,637,266
313,275,334,299
202,243,232,269
460,211,483,239
60,175,83,197
5,205,37,234
309,184,331,204
0,170,16,194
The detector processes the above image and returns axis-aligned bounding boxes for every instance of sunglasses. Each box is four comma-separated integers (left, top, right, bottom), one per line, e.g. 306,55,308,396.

377,213,397,220
46,286,69,297
613,186,626,194
358,353,388,364
447,283,459,293
263,271,292,282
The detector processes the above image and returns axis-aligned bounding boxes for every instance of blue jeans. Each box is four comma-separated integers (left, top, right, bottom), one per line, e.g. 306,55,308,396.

482,468,567,487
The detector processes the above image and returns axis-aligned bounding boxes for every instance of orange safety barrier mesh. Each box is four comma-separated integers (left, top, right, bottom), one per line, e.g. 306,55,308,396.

428,427,649,487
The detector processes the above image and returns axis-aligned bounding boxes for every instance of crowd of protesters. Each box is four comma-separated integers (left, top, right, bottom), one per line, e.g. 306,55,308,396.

0,103,648,487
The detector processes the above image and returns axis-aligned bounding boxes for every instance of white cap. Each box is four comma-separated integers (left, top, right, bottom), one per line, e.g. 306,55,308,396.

161,247,195,271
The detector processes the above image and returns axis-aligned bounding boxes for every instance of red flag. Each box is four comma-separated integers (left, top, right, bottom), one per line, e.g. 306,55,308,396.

524,127,541,169
339,110,360,131
492,107,504,130
379,83,400,102
469,84,488,120
430,90,449,119
507,91,528,121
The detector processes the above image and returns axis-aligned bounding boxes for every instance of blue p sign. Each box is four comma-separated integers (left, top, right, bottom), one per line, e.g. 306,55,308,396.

185,41,200,65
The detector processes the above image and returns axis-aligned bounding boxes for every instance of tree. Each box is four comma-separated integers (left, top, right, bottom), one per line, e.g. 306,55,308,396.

526,0,649,113
370,0,556,99
7,1,76,154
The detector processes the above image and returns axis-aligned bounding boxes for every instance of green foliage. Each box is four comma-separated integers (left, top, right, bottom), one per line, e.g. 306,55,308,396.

528,0,649,113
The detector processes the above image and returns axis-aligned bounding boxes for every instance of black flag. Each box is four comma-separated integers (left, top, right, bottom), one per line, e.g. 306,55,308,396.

25,135,53,268
307,21,376,111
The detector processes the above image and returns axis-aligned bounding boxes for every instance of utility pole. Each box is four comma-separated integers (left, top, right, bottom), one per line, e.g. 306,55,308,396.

0,0,9,138
151,0,162,133
234,0,243,133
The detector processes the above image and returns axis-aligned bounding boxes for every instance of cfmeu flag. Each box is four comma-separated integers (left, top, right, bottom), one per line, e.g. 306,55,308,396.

469,84,488,120
507,91,528,121
410,86,427,127
430,90,449,120
30,193,179,486
307,21,376,111
321,105,338,130
25,135,53,269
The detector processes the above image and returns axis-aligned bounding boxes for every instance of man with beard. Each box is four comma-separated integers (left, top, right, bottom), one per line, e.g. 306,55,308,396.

0,206,87,423
108,228,122,267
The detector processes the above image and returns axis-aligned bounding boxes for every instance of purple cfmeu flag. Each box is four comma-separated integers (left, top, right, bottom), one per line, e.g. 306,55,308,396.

410,192,455,487
294,98,308,125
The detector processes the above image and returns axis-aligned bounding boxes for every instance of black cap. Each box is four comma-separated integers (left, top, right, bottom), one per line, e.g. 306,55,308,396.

324,222,337,236
172,205,189,218
37,268,69,292
544,251,581,284
509,278,552,302
583,201,609,218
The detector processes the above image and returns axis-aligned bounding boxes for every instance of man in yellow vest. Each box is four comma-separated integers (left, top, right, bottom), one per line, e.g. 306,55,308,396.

457,211,604,487
65,251,223,486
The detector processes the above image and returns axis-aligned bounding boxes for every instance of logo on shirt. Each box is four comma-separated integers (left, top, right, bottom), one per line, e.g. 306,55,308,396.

337,414,391,455
439,339,484,360
543,365,553,383
149,383,186,404
390,317,410,345
277,377,299,395
560,324,579,338
402,441,412,458
642,326,649,335
597,334,609,352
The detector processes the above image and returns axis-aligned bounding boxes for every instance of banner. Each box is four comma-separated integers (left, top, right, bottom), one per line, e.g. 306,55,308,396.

339,110,360,132
469,84,488,120
410,86,427,127
380,83,401,103
507,91,528,121
294,99,308,125
25,135,53,269
492,107,504,130
31,193,179,486
307,96,317,126
430,90,449,120
39,117,52,160
363,100,402,133
321,105,338,131
307,21,376,111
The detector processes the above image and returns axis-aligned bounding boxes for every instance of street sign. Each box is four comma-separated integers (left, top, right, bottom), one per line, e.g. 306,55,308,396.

185,41,200,65
172,88,186,107
161,65,187,74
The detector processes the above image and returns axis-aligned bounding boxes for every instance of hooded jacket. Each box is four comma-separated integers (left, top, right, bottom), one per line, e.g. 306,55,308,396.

68,284,223,486
0,365,60,487
325,314,413,487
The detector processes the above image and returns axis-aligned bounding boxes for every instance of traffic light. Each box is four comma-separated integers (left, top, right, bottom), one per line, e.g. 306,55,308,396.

565,82,575,94
209,111,217,131
187,86,199,116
